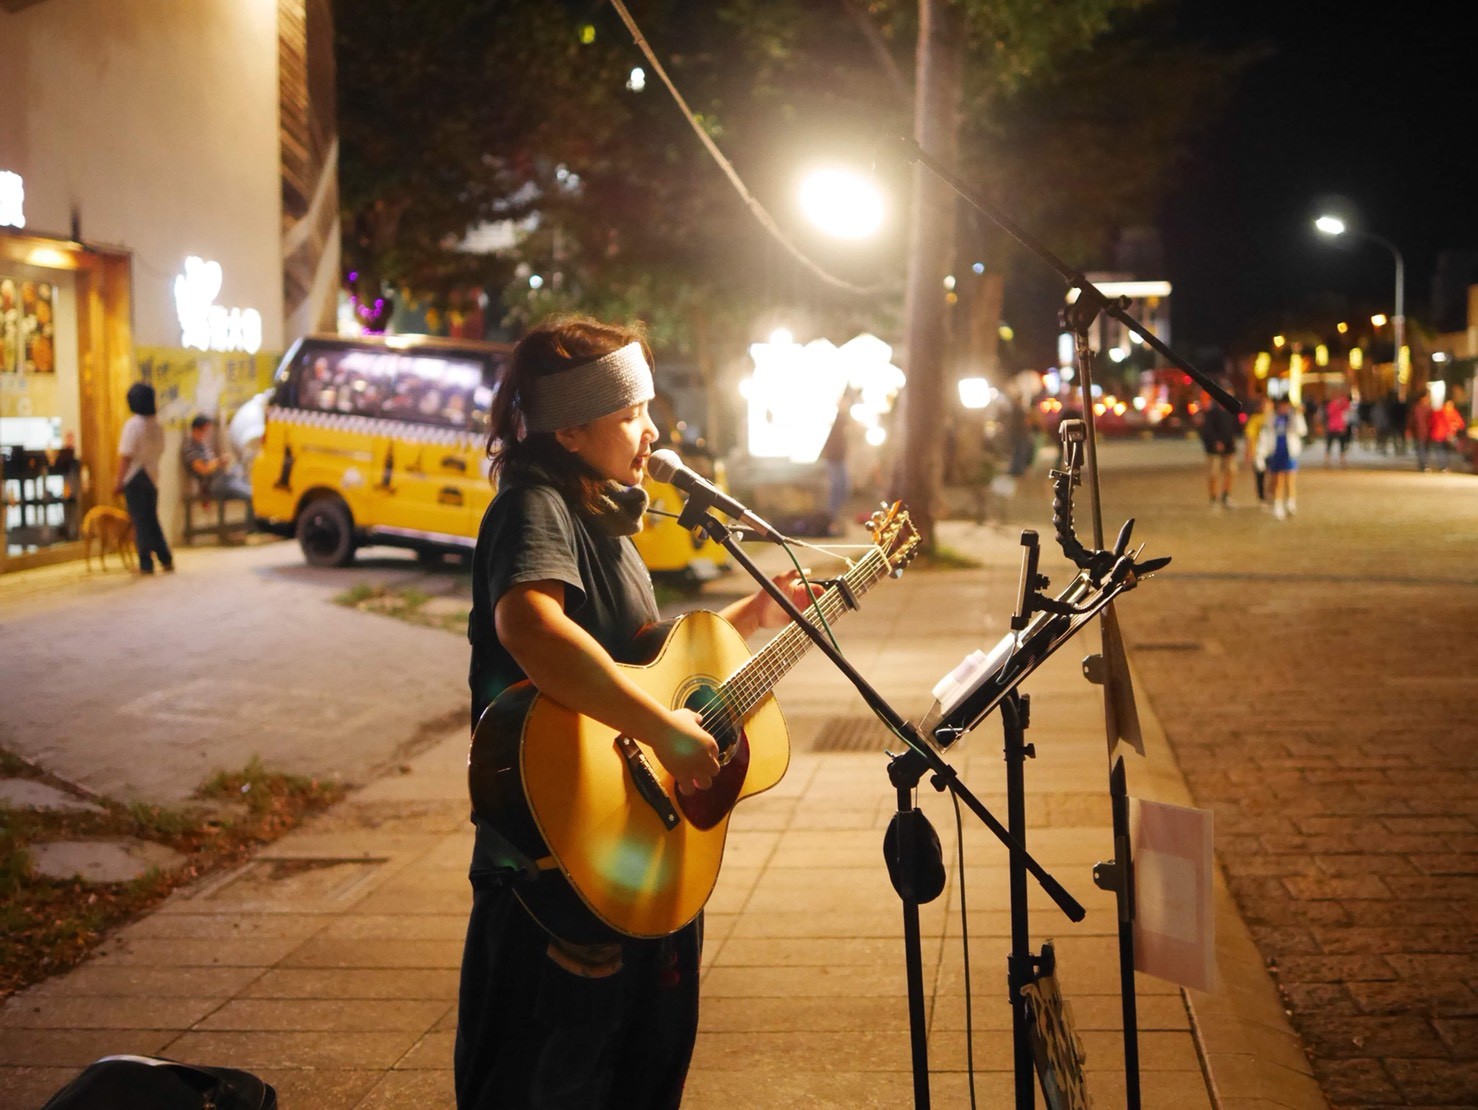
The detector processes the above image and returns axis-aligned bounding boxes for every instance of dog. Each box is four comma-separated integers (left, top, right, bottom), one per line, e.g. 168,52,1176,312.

81,505,136,572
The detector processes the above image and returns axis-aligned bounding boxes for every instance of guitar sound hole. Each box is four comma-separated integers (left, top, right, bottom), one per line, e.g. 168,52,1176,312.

686,684,739,759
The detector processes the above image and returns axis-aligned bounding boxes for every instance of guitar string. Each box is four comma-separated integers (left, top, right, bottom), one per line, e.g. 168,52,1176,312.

695,521,913,734
694,545,893,738
711,551,878,721
695,559,872,736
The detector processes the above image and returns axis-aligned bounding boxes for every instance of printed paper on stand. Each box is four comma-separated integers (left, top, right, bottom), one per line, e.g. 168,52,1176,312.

1129,797,1214,992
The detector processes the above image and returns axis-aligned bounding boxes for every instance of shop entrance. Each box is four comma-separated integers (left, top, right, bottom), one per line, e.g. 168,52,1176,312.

2,266,81,553
1,232,133,572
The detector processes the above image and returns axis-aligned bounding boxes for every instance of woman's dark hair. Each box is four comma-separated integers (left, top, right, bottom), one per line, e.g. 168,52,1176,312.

486,314,652,510
126,382,157,416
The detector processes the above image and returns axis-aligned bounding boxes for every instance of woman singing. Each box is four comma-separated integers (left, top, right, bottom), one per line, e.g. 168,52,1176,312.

457,314,810,1108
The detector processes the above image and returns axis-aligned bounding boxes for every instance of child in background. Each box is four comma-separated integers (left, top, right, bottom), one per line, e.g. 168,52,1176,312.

1257,396,1307,520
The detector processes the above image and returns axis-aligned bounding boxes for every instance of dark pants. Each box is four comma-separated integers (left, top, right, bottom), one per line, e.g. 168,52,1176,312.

454,882,701,1110
123,471,173,572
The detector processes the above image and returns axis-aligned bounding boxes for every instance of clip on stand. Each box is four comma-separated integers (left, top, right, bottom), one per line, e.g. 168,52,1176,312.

685,504,1084,1110
896,136,1234,1108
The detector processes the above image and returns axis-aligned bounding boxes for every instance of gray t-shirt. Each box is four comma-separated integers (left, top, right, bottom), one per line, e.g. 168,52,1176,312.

467,480,659,730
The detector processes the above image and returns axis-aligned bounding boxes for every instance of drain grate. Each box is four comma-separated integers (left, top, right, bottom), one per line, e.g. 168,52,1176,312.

811,715,898,753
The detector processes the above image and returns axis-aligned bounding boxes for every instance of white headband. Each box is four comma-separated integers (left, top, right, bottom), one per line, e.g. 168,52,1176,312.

523,341,655,433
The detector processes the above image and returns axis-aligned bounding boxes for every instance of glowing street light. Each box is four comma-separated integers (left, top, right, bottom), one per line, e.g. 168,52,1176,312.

798,168,885,240
1316,213,1405,394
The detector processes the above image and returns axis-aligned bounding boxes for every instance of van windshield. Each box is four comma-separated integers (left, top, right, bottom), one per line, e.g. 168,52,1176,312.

290,347,488,432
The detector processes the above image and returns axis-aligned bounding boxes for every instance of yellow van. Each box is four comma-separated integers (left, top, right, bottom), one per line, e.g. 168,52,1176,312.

249,334,730,582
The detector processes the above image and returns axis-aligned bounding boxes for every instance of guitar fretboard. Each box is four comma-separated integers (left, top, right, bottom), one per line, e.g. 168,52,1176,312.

705,547,892,727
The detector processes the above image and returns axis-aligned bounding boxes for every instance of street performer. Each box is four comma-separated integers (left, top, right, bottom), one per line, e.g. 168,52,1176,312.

456,314,813,1108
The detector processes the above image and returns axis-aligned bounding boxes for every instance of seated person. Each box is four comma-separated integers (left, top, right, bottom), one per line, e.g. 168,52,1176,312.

183,414,253,509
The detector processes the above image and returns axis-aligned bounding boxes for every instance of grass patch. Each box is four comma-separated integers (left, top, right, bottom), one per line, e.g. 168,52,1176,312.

0,752,345,1001
913,543,984,570
334,583,468,634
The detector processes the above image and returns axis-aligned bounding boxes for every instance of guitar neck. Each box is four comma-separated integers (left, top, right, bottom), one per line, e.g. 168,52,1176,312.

718,548,891,721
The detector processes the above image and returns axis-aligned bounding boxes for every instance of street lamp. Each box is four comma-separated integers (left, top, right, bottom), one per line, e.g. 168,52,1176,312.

798,167,885,240
1315,215,1405,396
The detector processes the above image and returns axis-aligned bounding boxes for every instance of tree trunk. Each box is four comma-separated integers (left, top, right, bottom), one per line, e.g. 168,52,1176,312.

895,0,964,550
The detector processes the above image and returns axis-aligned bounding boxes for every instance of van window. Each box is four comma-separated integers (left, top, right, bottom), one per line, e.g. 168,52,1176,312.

289,347,487,432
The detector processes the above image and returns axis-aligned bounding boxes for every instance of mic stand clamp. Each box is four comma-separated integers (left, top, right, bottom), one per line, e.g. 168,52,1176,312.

693,509,1082,1110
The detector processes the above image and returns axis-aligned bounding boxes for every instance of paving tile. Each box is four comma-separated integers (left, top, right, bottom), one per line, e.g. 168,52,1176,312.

15,964,265,1000
241,968,459,1002
277,937,463,970
721,909,912,940
682,1065,939,1107
0,1066,84,1109
711,935,941,969
1079,1029,1202,1070
1384,1056,1478,1104
871,1027,1017,1072
193,998,449,1033
354,1068,456,1108
0,1027,173,1067
87,936,304,968
252,1068,381,1110
0,994,222,1031
394,1028,455,1070
700,995,910,1034
1312,1057,1401,1104
162,1029,418,1070
115,911,333,941
317,913,470,941
701,963,933,1000
1200,1053,1330,1108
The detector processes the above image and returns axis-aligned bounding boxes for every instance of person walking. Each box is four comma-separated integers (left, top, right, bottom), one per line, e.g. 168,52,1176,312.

1409,389,1434,471
113,382,174,574
1429,397,1467,472
1322,392,1353,466
456,314,817,1110
1196,386,1240,509
1257,395,1307,520
1244,396,1272,509
820,386,858,535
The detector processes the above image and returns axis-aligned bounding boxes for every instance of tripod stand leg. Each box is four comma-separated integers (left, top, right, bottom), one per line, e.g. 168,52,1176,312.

886,765,940,1110
1109,759,1142,1109
902,891,932,1109
1002,692,1036,1109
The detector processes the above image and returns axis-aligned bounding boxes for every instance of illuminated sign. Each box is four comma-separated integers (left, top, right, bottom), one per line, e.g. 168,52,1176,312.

743,331,904,461
0,170,24,228
173,256,262,354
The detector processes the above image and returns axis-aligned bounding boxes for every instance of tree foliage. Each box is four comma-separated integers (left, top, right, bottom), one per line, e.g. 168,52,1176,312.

335,0,1250,365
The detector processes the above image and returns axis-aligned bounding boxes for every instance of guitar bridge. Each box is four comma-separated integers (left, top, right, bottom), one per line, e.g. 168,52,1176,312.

615,736,681,830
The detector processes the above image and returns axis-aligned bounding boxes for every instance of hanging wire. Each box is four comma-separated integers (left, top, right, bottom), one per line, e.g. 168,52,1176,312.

606,0,884,298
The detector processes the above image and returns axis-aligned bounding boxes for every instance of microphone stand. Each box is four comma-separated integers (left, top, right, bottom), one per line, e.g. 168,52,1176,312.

896,136,1226,1109
689,505,1084,1110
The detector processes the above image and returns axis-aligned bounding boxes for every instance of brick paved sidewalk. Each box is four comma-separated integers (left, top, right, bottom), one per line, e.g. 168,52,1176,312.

1096,456,1478,1109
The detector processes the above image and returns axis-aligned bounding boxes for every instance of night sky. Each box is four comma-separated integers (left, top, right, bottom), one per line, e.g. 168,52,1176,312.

1157,1,1476,354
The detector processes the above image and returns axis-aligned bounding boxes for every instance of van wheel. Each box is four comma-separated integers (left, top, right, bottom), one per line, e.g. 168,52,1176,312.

296,498,355,567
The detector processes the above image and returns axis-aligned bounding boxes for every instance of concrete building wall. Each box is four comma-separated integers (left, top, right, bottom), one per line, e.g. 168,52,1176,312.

0,0,284,351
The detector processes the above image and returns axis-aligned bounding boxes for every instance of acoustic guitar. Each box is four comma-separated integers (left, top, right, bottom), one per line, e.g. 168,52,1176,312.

468,503,920,944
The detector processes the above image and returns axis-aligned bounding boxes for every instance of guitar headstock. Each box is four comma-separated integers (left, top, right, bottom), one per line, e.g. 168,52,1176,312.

866,502,921,575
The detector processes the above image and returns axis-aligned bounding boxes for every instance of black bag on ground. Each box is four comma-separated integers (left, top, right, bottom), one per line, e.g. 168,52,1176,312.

40,1054,277,1109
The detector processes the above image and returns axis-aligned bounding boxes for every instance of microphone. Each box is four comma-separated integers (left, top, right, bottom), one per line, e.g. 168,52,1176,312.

647,449,778,539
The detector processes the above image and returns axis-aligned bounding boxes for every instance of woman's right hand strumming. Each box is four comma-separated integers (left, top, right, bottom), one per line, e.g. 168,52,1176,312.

652,708,722,794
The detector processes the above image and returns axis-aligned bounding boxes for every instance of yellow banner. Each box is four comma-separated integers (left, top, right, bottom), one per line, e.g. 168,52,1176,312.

135,348,279,429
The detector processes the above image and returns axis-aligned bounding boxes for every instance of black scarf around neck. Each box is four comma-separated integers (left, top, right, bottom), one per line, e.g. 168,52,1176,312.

505,458,648,537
